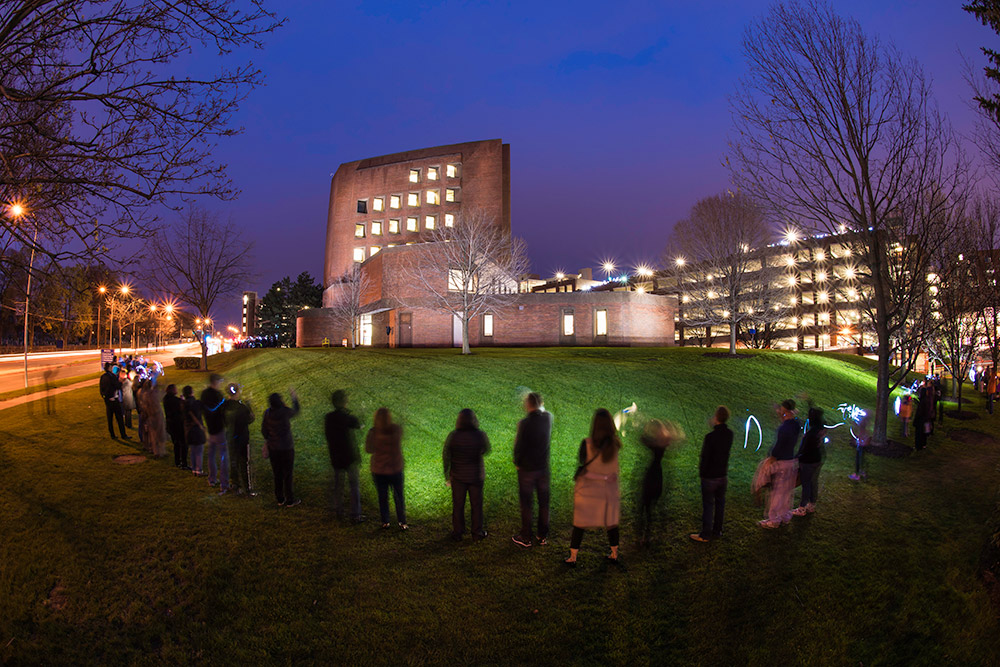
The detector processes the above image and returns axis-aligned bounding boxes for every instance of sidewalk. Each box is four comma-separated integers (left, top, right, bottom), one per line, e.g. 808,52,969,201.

0,376,100,410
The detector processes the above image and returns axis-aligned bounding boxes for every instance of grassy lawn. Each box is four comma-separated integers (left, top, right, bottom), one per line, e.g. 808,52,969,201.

0,371,101,402
1,347,998,665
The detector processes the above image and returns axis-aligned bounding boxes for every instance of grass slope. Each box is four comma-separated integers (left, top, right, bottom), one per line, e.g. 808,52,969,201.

1,347,998,665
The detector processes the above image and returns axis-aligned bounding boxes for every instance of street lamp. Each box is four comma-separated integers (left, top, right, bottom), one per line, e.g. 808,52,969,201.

8,201,35,389
97,286,107,349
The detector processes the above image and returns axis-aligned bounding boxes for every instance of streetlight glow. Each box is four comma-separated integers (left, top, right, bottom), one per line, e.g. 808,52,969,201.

635,265,653,277
120,284,130,295
555,271,565,280
602,261,615,275
675,257,686,267
9,203,25,218
98,285,107,294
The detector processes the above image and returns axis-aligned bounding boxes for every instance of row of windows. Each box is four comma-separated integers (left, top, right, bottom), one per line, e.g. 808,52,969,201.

355,214,455,239
408,163,461,184
351,309,608,343
357,188,460,213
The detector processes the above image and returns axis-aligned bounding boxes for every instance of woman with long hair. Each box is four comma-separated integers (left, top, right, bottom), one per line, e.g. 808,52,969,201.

565,408,622,566
261,389,301,507
365,407,407,529
442,408,491,540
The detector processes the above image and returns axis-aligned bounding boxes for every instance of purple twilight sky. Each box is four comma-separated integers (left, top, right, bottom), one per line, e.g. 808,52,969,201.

201,0,992,326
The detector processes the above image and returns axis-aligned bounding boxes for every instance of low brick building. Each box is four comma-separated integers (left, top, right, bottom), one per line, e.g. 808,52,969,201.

298,140,677,348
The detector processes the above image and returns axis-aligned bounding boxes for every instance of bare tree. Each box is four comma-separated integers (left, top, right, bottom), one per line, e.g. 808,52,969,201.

402,208,529,355
728,0,967,445
0,1,282,268
327,264,372,349
147,207,254,369
669,192,788,354
972,196,1000,373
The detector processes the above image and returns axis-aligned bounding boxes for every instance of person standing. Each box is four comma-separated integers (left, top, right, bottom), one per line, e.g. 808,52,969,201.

325,390,363,521
201,374,229,494
637,419,673,546
121,370,135,430
443,408,491,541
225,383,256,496
164,384,188,469
690,406,733,542
99,363,128,440
182,385,206,475
365,408,407,529
760,399,801,529
988,369,997,415
899,394,912,437
261,389,302,507
934,376,944,423
793,407,826,515
565,409,622,566
141,375,167,457
511,392,553,548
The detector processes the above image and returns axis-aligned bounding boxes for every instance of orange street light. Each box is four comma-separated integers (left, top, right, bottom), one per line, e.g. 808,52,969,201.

120,284,130,295
9,202,25,218
98,285,107,294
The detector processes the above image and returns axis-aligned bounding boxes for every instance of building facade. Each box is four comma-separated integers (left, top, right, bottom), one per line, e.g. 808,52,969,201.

241,291,258,337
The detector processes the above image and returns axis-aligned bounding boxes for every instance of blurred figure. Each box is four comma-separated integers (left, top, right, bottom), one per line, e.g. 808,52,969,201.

182,385,206,475
793,406,826,515
325,390,363,522
443,408,491,540
565,409,622,566
201,374,229,494
163,384,188,469
99,363,128,440
690,406,733,543
759,399,800,529
934,375,944,423
511,392,552,548
262,389,301,507
898,394,912,437
849,414,871,481
637,418,673,546
225,383,256,496
988,369,997,415
365,408,407,529
42,368,55,415
121,370,135,430
140,375,167,457
914,379,934,451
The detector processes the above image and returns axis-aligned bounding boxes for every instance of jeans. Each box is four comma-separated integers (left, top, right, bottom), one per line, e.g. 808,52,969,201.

700,476,727,538
373,472,406,525
104,400,126,438
570,525,619,549
189,444,204,473
798,462,821,506
516,469,550,539
768,459,797,523
207,432,229,489
333,465,361,518
270,449,295,503
451,479,484,537
230,436,249,493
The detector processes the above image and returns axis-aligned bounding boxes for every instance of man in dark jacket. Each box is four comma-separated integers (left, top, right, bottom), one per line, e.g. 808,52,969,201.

201,374,229,494
511,392,553,547
163,384,187,468
690,406,733,542
99,363,128,439
325,390,362,521
225,383,255,496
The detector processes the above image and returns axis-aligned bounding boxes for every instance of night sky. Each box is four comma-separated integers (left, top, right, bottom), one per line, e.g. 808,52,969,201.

205,1,990,326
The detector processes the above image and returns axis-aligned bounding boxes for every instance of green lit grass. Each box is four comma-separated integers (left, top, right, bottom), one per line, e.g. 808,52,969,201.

1,347,998,664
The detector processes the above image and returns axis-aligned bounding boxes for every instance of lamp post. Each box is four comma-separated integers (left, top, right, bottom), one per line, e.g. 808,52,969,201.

9,202,35,389
118,284,130,354
97,286,107,350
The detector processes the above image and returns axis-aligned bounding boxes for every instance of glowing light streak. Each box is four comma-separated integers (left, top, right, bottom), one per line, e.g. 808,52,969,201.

743,414,763,451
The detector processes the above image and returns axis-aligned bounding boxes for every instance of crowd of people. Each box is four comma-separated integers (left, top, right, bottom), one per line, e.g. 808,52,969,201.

98,364,988,564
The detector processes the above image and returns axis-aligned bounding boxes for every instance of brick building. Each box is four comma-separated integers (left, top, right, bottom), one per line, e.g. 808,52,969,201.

298,139,676,348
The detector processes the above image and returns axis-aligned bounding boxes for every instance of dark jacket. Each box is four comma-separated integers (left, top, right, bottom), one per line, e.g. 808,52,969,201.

365,425,404,475
99,371,121,401
443,427,491,483
512,409,552,472
797,427,826,464
325,408,361,469
699,424,734,478
225,399,255,444
770,418,801,461
163,393,184,433
201,387,227,435
261,399,301,451
640,436,665,504
183,397,206,447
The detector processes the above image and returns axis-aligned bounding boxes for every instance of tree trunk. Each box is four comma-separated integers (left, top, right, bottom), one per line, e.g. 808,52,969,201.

200,335,208,371
461,315,471,355
872,319,891,446
729,316,737,355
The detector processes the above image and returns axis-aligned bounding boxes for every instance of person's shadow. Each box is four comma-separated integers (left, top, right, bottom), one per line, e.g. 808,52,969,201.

43,368,56,415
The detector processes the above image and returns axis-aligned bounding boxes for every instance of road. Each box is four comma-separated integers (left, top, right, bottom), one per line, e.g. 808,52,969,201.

0,342,203,394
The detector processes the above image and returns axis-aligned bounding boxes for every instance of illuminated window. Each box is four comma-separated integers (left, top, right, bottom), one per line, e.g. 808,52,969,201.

426,190,440,205
814,250,826,261
353,247,365,262
407,192,420,207
390,195,401,209
445,188,459,203
817,291,829,303
444,213,455,227
387,243,396,248
425,215,436,230
355,223,365,238
356,199,367,214
406,217,418,232
371,221,382,235
360,314,372,346
409,169,420,183
446,163,460,178
428,167,439,180
448,269,464,291
483,314,494,337
370,245,381,255
818,312,830,324
563,312,575,336
373,197,384,212
388,219,400,234
595,309,608,336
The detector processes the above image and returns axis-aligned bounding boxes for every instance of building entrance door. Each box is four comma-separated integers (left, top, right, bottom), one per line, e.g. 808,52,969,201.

398,312,412,348
452,314,462,347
